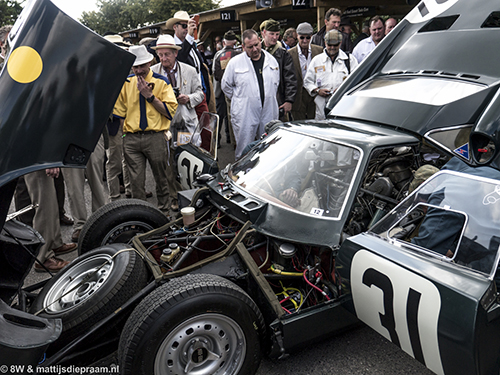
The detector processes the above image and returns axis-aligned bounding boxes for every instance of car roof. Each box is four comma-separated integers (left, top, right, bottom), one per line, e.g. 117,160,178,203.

284,119,420,150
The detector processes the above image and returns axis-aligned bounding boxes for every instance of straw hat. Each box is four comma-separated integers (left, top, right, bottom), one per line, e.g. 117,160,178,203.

166,11,190,30
152,34,181,50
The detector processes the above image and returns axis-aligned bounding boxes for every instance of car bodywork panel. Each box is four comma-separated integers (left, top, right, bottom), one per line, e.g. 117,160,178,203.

337,171,500,374
328,0,500,169
0,0,134,190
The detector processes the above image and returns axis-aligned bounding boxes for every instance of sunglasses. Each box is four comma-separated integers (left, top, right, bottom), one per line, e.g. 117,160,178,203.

327,43,340,47
299,36,311,40
175,23,188,29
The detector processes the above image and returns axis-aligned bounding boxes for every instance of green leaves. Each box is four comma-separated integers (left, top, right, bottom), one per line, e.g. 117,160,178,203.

79,0,220,35
0,0,22,27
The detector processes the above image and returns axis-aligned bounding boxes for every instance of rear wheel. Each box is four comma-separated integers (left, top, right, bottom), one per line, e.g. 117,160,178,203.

78,199,169,255
119,273,264,375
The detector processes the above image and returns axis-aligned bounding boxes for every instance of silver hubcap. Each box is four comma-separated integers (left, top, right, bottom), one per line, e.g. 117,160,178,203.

154,313,246,375
43,254,114,313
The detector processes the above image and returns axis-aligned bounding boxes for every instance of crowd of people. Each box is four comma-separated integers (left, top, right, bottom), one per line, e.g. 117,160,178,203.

0,8,398,273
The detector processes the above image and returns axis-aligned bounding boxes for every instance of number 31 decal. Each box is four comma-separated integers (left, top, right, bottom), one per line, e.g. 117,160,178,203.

351,250,444,375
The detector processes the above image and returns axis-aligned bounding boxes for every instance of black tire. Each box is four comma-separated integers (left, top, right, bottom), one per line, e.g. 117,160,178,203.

30,244,148,349
78,199,169,255
119,273,265,375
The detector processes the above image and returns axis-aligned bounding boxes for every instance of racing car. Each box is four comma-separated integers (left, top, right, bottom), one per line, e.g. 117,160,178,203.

2,0,500,374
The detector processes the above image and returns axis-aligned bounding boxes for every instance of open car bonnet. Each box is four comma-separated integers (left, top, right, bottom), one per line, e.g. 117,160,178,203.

0,0,134,229
327,0,500,170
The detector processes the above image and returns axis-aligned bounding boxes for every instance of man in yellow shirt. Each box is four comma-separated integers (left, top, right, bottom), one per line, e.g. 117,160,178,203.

114,45,178,213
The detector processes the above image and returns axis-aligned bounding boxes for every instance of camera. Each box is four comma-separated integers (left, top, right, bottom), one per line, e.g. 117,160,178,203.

173,87,180,98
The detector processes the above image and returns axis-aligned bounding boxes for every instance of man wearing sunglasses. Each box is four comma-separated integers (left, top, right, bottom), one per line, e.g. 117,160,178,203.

166,11,211,119
304,30,358,120
288,22,323,120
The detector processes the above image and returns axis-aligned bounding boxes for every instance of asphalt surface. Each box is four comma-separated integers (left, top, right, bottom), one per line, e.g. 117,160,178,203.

17,137,432,375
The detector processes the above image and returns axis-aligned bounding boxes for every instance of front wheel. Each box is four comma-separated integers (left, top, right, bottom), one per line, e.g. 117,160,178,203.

119,273,265,375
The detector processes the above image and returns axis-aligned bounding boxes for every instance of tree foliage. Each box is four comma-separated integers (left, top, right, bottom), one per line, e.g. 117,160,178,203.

80,0,220,35
0,0,22,27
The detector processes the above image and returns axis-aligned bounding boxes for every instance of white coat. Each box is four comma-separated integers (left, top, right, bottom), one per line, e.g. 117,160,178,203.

303,49,358,120
222,50,280,159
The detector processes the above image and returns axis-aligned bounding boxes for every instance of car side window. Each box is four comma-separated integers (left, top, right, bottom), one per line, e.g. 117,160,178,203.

388,203,466,259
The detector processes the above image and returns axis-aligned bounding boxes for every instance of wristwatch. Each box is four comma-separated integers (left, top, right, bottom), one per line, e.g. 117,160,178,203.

146,94,155,103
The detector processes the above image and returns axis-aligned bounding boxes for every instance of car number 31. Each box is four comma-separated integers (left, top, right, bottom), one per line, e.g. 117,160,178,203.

351,250,444,375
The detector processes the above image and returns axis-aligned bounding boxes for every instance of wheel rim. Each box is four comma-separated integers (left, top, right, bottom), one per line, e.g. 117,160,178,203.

154,313,246,375
42,254,114,314
101,220,155,245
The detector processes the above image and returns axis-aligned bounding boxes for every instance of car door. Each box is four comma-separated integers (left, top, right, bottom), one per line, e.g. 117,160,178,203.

337,171,500,375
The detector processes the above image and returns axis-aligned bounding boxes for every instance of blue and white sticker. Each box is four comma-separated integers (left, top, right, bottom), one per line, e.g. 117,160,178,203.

406,0,460,24
351,250,444,375
453,142,469,160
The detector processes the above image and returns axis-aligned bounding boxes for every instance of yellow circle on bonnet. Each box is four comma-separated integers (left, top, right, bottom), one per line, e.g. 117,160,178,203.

7,46,43,83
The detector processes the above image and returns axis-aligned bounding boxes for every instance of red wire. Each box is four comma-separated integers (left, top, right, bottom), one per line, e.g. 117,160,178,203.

303,270,330,301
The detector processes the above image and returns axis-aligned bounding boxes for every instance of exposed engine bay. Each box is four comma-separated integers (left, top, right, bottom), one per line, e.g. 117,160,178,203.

134,125,449,316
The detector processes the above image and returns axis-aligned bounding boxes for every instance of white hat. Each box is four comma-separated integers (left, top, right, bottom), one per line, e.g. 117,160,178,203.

129,45,154,66
166,11,190,30
103,34,132,49
152,34,181,50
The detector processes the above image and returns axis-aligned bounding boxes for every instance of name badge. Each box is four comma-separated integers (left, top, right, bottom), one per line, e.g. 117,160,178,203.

315,65,326,73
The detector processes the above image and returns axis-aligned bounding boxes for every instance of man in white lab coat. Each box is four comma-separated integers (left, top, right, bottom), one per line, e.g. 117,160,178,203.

222,29,280,159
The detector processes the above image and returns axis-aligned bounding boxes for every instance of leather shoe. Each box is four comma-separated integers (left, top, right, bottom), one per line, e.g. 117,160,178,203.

71,229,81,243
60,214,74,226
34,257,70,273
53,243,77,255
146,191,153,198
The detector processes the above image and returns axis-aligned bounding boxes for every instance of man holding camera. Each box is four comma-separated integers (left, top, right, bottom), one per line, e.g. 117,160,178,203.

151,34,204,210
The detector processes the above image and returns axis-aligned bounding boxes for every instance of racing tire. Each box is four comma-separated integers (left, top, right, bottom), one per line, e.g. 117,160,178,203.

118,273,265,375
78,199,169,255
30,244,148,349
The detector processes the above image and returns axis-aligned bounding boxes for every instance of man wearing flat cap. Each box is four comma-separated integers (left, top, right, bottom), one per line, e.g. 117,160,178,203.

167,10,212,119
260,18,297,121
114,45,178,214
304,30,358,120
213,30,242,146
151,34,204,211
288,22,323,120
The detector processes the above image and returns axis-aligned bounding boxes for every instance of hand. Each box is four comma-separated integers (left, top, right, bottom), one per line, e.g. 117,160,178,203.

177,94,190,105
45,168,60,178
279,102,293,114
279,188,300,208
137,75,153,99
317,88,332,97
188,18,197,37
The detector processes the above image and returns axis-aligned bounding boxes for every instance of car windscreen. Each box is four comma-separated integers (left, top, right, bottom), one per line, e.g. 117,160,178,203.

370,171,500,278
228,129,362,219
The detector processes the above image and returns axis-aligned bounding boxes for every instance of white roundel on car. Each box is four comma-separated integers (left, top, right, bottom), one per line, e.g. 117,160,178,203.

350,249,444,375
406,0,460,24
177,150,205,190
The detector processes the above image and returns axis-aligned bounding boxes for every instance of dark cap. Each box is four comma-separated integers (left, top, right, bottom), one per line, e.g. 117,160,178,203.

260,19,280,32
296,22,313,35
224,30,238,41
340,16,355,27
